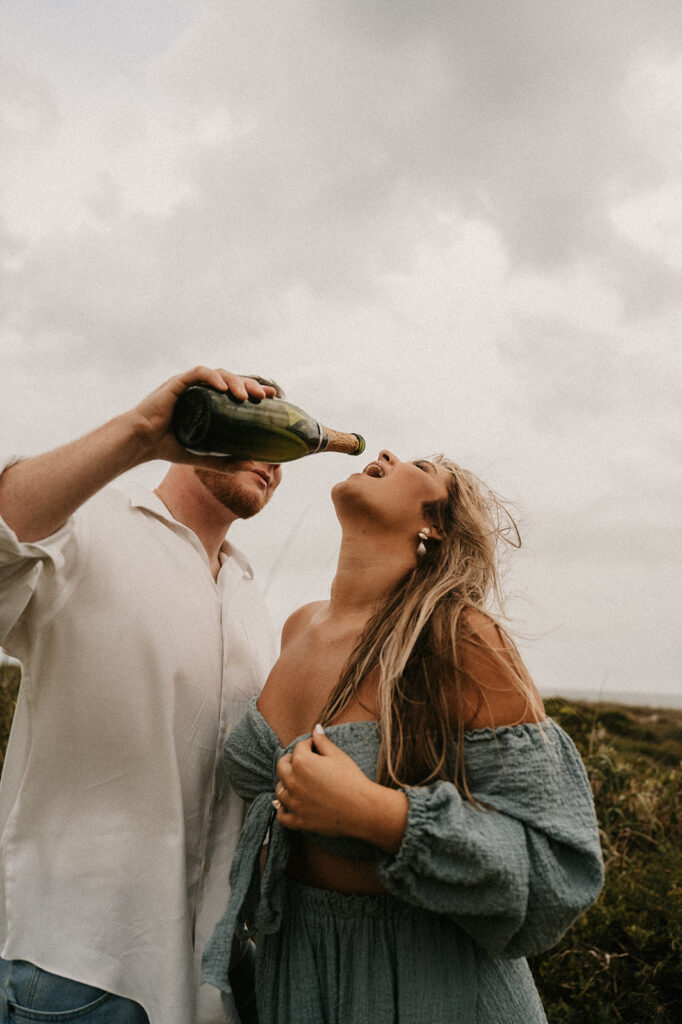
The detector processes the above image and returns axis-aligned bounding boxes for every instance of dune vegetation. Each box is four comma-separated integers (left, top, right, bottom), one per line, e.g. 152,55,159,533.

531,697,681,1023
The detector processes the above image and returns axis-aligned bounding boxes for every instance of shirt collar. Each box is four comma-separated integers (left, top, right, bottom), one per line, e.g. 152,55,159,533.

119,478,255,580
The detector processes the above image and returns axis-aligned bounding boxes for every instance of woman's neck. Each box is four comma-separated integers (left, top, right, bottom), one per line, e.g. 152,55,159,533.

155,465,237,578
327,528,416,619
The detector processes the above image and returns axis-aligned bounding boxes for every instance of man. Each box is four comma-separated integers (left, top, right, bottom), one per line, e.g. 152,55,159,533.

0,367,282,1024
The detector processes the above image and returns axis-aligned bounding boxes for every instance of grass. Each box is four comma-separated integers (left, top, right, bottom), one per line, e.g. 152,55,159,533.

531,698,682,1023
1,665,680,1021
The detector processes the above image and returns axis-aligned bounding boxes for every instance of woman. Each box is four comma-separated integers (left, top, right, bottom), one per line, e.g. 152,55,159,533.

202,451,604,1023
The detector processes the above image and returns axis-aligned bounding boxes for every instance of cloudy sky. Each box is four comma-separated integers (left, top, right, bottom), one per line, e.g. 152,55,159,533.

2,0,680,705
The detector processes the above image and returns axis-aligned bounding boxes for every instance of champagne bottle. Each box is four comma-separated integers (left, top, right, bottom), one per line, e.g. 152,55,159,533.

172,386,366,463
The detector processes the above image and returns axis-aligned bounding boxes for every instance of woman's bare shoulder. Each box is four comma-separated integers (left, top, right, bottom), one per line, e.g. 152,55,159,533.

280,600,325,640
259,600,330,745
457,607,545,730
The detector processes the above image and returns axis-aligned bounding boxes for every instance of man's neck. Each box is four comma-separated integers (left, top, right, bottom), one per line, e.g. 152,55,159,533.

155,466,237,579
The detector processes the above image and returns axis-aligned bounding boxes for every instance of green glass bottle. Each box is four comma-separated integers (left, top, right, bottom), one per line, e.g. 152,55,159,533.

172,386,366,463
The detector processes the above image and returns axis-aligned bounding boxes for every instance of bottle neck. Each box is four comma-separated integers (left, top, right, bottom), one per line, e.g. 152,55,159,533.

320,427,365,456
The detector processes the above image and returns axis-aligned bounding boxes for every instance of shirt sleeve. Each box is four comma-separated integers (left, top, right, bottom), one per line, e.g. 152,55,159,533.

375,720,604,959
0,456,82,656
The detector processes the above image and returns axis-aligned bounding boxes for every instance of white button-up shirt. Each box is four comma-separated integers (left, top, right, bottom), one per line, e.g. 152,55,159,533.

0,458,277,1024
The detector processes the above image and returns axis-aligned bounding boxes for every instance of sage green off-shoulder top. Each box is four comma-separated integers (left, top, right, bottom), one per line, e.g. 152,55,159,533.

202,698,603,1000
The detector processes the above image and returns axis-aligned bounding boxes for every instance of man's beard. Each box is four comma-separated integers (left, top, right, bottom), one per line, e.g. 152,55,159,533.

194,468,271,519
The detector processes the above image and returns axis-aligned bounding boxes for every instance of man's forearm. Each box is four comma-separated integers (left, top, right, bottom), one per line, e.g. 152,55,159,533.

0,412,149,542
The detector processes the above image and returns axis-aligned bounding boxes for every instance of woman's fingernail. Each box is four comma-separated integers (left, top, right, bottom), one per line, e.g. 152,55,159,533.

314,723,325,735
271,799,282,811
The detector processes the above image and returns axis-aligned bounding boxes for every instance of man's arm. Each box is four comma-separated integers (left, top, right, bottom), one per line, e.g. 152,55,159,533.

0,366,274,542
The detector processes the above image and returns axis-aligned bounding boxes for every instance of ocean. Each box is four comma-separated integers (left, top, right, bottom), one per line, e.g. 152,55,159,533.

539,687,682,711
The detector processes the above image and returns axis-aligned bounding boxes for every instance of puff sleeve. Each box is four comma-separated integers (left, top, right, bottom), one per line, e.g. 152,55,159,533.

375,719,604,958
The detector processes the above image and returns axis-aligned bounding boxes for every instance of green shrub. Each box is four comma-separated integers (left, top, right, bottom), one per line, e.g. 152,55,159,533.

533,699,682,1022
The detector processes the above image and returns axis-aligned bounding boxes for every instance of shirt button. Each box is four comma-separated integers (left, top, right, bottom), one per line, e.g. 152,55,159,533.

204,860,211,873
220,722,227,734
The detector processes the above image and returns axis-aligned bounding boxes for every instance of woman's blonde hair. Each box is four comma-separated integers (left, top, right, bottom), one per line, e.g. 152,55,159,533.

318,456,534,798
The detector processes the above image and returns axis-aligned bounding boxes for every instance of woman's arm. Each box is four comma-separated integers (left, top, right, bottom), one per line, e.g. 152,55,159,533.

275,728,409,854
275,720,604,958
274,619,602,956
274,609,544,850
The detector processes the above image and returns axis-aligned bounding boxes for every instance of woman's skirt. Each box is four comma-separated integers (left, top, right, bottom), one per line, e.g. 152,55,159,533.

255,881,547,1024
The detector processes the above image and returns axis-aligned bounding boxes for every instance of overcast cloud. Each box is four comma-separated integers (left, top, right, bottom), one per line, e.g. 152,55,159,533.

1,0,681,703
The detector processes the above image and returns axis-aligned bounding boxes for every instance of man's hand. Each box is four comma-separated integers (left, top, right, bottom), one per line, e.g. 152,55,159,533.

129,367,276,465
0,367,277,542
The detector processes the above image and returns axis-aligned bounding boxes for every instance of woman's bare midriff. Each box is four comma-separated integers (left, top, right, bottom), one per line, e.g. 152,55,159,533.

284,833,387,894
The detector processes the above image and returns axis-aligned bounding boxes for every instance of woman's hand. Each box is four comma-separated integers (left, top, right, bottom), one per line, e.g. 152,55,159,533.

274,726,409,854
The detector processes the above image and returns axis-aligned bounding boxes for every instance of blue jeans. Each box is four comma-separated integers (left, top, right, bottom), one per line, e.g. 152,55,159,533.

0,959,149,1023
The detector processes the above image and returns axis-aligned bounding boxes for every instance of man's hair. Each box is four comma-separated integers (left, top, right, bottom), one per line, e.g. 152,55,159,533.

246,374,285,398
